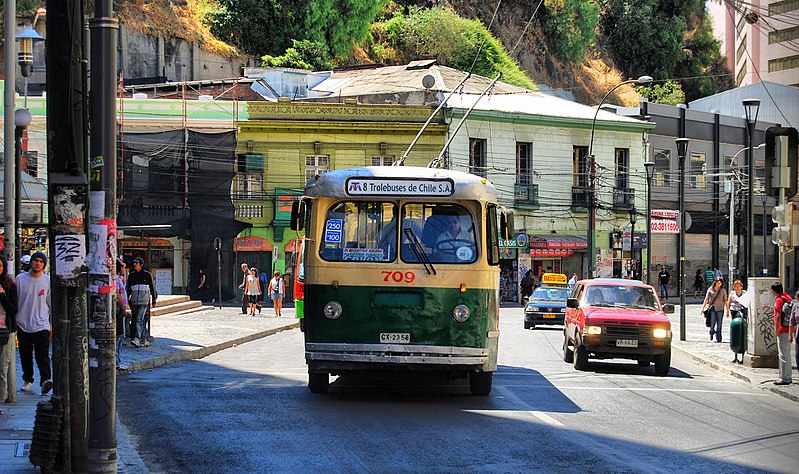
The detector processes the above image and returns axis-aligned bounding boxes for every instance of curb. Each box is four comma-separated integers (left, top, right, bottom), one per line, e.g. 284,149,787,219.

671,345,799,404
120,322,300,374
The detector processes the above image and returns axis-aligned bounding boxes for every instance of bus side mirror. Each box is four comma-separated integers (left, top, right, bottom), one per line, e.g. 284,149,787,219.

501,210,514,239
290,200,305,231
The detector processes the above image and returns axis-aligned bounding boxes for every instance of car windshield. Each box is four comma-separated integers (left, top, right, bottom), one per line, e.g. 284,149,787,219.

583,285,659,310
530,288,570,302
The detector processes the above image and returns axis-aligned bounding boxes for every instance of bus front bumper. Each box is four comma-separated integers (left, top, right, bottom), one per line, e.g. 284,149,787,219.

305,343,489,367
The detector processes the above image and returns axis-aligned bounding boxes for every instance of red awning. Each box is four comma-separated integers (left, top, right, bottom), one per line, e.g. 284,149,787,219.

284,238,302,253
528,235,586,257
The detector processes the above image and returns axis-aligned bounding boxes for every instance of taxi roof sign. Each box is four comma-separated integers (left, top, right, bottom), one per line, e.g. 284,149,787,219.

540,273,568,286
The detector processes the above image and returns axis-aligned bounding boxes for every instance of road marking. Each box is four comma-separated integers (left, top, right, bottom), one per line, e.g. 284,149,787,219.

494,385,565,427
498,384,769,396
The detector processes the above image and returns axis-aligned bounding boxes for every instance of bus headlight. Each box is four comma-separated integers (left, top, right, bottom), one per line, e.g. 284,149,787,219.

323,301,343,320
653,328,670,338
453,304,470,323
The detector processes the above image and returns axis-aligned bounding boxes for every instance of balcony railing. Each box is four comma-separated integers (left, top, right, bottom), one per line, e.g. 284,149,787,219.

514,182,539,206
571,186,590,210
612,187,635,210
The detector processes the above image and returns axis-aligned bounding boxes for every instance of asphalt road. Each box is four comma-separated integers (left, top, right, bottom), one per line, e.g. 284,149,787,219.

117,307,799,473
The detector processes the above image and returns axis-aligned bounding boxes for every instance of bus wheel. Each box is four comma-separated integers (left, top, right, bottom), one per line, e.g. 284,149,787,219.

308,372,329,393
469,371,493,396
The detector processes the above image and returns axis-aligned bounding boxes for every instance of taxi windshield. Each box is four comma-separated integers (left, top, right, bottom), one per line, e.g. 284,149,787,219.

530,288,570,302
583,285,659,310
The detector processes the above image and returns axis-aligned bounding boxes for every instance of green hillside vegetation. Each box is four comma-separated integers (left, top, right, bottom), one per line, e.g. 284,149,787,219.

369,7,536,90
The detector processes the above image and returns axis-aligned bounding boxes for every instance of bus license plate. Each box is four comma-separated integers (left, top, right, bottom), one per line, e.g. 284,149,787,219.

616,339,638,348
380,333,410,344
543,313,556,319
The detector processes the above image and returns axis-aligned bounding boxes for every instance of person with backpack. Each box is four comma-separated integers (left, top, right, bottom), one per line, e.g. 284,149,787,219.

770,282,792,386
269,271,285,317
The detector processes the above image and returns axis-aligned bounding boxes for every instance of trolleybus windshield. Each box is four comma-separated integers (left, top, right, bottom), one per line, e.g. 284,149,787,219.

401,203,477,264
319,201,397,262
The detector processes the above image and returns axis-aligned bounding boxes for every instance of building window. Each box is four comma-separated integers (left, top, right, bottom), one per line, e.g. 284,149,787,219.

769,54,799,73
653,148,671,187
736,14,746,34
469,138,487,177
689,152,706,189
736,62,748,86
371,155,394,166
770,26,799,44
235,173,263,200
516,142,533,184
770,0,799,15
23,151,38,178
573,146,589,188
736,35,747,61
306,154,330,181
615,148,629,189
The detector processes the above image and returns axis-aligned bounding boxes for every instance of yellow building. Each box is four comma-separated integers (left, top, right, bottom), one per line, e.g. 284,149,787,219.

233,99,447,298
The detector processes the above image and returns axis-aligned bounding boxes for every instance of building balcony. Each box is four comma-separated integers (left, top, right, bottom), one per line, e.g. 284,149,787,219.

514,182,539,207
612,187,635,210
571,186,590,210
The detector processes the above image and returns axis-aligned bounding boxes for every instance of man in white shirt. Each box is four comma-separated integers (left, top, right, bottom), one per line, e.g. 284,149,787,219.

434,215,474,261
15,251,52,395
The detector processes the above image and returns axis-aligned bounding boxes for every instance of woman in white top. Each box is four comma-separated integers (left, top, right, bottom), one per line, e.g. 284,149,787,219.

269,271,284,317
244,268,262,316
726,279,747,319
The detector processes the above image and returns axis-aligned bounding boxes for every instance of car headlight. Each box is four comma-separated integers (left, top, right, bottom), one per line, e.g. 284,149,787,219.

453,304,470,323
528,306,539,312
586,325,602,335
323,301,343,320
560,308,567,313
653,328,670,338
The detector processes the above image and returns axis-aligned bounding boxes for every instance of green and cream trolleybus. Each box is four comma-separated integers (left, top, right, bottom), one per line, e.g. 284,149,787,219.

290,166,511,395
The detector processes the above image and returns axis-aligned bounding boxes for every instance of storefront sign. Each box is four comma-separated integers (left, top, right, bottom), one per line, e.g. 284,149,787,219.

234,236,273,252
499,234,528,248
345,178,453,196
530,248,575,258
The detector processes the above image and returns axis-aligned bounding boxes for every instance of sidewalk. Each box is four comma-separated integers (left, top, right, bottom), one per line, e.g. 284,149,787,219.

0,305,299,473
669,302,799,403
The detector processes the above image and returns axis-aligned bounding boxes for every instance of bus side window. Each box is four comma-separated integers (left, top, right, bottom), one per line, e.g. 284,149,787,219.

486,204,500,265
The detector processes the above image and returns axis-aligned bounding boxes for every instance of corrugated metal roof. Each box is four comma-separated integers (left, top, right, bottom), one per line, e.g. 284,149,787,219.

689,81,798,129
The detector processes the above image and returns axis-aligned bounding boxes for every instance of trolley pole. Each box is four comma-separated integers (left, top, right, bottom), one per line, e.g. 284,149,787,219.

87,0,119,470
46,0,90,470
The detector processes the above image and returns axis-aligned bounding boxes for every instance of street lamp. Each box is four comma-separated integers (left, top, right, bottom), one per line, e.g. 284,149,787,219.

743,98,760,283
676,138,689,341
644,160,655,284
13,108,32,275
587,75,654,278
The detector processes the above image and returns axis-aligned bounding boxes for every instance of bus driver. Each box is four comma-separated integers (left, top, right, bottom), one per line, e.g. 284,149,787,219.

434,215,474,261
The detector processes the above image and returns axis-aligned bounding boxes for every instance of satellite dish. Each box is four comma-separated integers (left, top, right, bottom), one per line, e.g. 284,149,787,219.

422,74,435,89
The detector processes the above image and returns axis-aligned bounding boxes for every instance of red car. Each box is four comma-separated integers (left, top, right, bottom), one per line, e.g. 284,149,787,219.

562,278,674,375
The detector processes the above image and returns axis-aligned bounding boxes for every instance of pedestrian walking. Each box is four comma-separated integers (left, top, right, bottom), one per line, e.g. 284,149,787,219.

693,269,704,298
115,259,130,370
0,255,19,408
126,257,157,348
268,270,285,317
238,263,261,315
701,279,727,343
567,273,578,292
791,290,799,373
244,267,262,316
15,251,52,395
771,283,793,385
658,266,670,300
520,270,534,299
713,266,723,282
726,279,749,363
704,266,714,287
190,268,207,301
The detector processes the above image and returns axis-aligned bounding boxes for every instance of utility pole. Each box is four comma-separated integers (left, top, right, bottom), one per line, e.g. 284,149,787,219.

46,1,90,470
87,0,119,470
3,0,16,276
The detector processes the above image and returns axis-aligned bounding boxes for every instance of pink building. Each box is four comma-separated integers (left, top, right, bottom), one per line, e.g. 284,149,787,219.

708,0,799,87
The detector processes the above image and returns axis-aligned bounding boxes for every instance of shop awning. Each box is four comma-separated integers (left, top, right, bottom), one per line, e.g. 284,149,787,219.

528,235,587,257
284,238,303,253
234,236,273,252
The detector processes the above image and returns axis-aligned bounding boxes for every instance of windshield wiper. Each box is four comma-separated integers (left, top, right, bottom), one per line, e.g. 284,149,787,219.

404,228,436,275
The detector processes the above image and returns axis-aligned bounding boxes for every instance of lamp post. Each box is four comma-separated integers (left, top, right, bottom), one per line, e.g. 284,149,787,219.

743,98,760,283
644,160,655,284
629,208,637,276
13,109,32,275
3,0,17,275
587,75,653,277
676,138,689,341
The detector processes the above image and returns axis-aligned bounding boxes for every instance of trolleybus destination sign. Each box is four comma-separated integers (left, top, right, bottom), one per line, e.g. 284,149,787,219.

346,178,454,196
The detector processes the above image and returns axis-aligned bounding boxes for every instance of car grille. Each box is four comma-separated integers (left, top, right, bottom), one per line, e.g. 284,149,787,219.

604,323,653,338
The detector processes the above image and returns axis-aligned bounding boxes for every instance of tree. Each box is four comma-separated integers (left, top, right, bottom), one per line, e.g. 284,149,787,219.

636,80,685,106
261,40,334,71
542,0,600,62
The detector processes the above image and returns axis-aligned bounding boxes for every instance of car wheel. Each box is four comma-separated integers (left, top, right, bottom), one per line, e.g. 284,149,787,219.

562,330,574,363
524,321,532,330
469,371,493,396
573,338,589,371
308,371,329,393
654,349,671,376
637,359,650,367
